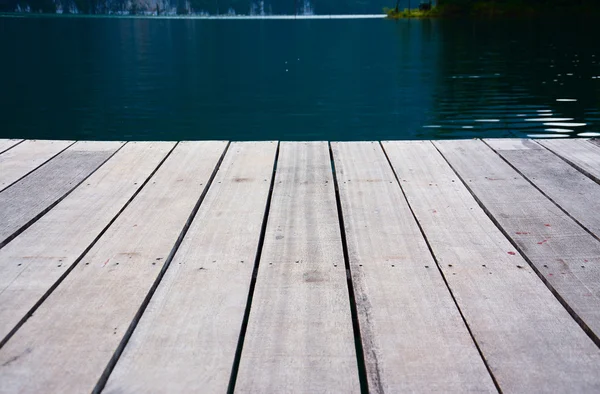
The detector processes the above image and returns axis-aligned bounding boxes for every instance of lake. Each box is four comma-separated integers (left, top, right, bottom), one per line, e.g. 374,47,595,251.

1,15,599,141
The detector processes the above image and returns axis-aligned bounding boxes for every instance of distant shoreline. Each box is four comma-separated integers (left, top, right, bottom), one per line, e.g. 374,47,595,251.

0,12,387,19
386,3,600,19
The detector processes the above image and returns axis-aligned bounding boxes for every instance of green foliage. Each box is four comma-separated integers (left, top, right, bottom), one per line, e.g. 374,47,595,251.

387,0,600,18
385,6,439,18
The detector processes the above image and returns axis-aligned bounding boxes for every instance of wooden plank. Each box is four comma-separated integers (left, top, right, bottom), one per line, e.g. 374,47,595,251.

235,142,360,392
0,141,124,248
0,142,175,341
0,140,74,191
331,142,495,393
0,139,23,154
487,138,600,238
103,142,276,393
383,140,600,393
481,138,541,151
438,139,600,345
0,141,226,393
537,139,600,182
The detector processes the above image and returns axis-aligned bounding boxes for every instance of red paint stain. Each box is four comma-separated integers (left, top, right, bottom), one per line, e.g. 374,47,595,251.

584,259,589,262
544,224,551,227
102,258,110,267
537,239,548,245
508,251,516,255
432,210,437,213
548,273,554,276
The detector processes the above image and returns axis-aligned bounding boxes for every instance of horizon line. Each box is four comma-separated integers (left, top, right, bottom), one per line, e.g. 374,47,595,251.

0,13,387,19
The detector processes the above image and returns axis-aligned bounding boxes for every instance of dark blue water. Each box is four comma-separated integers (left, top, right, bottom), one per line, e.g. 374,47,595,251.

1,16,599,141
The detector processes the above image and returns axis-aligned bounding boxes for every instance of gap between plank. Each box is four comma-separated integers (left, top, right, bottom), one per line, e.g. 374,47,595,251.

328,142,369,394
0,140,78,194
537,140,600,185
0,139,25,156
92,142,232,393
226,142,280,394
0,142,180,350
482,140,600,244
0,143,128,251
432,141,600,349
379,141,502,394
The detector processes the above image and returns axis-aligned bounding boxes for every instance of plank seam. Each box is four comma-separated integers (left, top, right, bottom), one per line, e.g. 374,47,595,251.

226,142,280,394
432,141,600,349
537,140,600,185
0,140,78,194
379,141,503,393
92,141,232,394
0,142,128,251
0,139,24,156
328,142,370,394
0,142,180,350
482,140,600,244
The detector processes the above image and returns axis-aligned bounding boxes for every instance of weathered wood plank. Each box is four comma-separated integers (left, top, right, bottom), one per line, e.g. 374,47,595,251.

103,142,276,393
439,138,600,346
0,142,175,341
481,138,541,151
0,141,226,393
0,141,123,248
384,140,600,393
487,138,600,238
0,140,74,191
537,139,600,182
0,139,23,155
235,142,360,392
331,142,495,393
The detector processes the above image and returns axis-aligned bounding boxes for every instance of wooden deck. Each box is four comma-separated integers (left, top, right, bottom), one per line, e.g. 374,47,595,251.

1,138,600,393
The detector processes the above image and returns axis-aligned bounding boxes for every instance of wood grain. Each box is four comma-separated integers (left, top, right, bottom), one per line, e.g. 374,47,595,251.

0,142,174,341
384,140,600,393
332,141,495,393
537,139,600,182
0,142,226,393
0,140,23,155
0,140,74,191
0,141,123,248
103,142,276,393
235,142,360,393
440,139,600,344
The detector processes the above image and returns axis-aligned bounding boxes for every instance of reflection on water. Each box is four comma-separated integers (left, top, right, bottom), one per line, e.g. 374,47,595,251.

0,16,599,141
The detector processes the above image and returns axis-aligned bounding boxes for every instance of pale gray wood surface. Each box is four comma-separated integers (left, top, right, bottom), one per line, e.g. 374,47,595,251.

0,140,23,154
0,142,175,341
0,140,74,191
0,141,123,248
331,142,495,393
482,138,541,151
538,139,600,181
103,142,277,393
439,139,600,345
0,141,226,393
384,140,600,393
235,142,360,393
487,138,600,238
